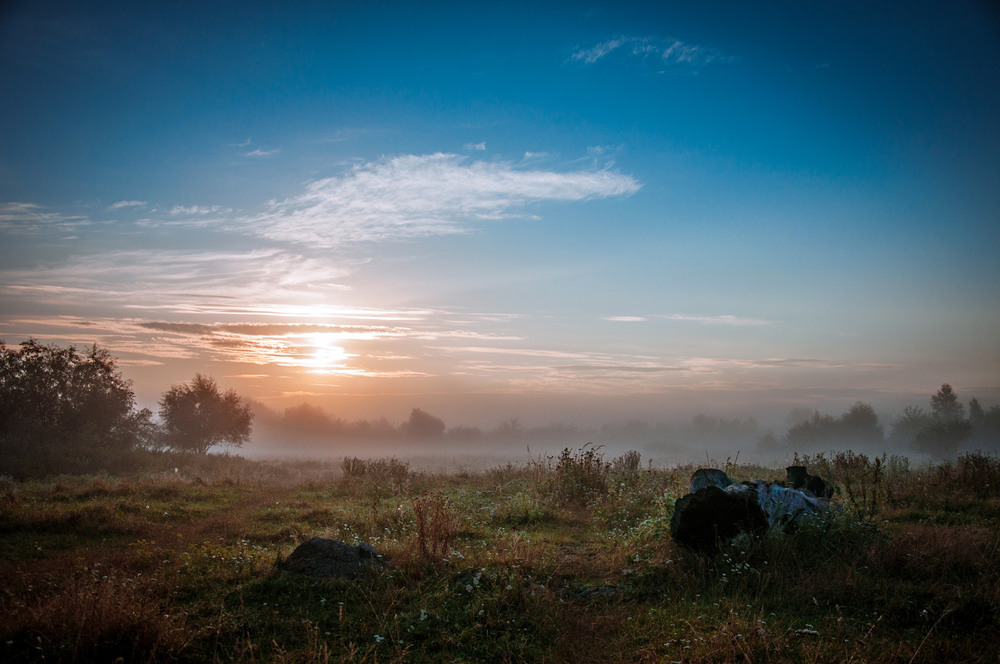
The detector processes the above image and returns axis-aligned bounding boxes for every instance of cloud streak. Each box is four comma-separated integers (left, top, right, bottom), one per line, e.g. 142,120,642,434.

572,36,734,68
0,248,354,313
0,202,89,234
605,314,772,326
660,314,772,326
242,153,640,247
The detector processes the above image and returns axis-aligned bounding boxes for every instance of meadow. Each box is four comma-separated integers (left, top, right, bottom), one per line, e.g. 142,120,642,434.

1,447,998,663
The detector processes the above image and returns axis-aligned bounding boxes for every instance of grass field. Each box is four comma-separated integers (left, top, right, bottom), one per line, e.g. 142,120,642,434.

1,448,998,663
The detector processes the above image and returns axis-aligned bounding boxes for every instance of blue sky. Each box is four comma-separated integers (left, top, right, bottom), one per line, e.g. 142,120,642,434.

2,0,999,427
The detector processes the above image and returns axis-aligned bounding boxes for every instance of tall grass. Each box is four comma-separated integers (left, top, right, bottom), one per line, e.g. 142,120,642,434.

1,449,999,662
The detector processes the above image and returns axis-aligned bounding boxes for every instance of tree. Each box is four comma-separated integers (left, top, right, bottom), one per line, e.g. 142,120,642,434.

913,384,972,459
159,374,253,453
839,401,884,449
969,398,985,429
930,384,964,422
969,401,1000,450
889,405,931,448
402,407,445,440
0,339,150,452
780,402,884,453
784,411,839,450
282,402,335,434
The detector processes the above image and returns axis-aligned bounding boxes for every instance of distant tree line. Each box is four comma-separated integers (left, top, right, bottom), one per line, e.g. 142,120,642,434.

266,385,998,460
759,384,1000,459
4,339,996,477
256,402,766,454
1,339,253,478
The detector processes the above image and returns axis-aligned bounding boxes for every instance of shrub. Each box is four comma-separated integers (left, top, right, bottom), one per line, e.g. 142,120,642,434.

340,456,411,490
548,444,610,507
611,449,642,474
957,451,1000,498
412,491,456,559
832,450,886,521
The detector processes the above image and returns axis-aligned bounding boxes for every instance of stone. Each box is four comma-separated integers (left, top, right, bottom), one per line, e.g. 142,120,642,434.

670,485,769,553
785,465,833,499
672,467,829,552
690,468,734,492
278,537,383,578
749,480,822,528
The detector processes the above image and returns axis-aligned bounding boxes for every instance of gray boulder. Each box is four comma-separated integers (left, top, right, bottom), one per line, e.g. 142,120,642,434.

746,480,822,528
690,468,735,492
278,537,383,578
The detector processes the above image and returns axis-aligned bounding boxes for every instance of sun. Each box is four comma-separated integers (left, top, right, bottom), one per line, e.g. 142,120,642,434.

301,333,355,374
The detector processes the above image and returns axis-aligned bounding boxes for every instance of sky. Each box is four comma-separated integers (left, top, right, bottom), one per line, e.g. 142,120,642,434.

2,0,999,429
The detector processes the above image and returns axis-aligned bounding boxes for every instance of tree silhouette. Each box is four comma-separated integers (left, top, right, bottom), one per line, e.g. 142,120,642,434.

781,402,884,452
159,374,253,453
889,405,931,448
403,407,445,440
913,383,972,459
0,339,151,452
839,401,885,449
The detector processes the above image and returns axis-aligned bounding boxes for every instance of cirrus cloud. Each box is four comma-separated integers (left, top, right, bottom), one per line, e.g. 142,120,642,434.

572,36,734,68
241,153,640,247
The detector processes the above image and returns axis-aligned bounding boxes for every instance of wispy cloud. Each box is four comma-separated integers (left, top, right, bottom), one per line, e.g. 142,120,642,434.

0,202,90,234
679,357,898,374
108,200,147,209
464,141,487,151
169,205,229,216
572,37,627,64
246,148,280,157
241,153,640,247
0,248,353,312
572,36,734,68
603,314,771,325
660,314,772,326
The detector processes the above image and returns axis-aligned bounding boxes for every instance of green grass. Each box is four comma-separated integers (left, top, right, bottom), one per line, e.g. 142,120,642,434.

1,448,998,662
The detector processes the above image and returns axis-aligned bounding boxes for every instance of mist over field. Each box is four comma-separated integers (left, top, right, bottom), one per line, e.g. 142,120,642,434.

240,387,1000,470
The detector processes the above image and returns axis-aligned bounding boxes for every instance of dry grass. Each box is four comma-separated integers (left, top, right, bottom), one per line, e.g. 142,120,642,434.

1,449,999,662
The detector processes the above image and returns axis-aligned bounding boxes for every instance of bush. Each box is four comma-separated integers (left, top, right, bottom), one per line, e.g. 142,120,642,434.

412,491,457,559
611,449,642,474
548,444,610,507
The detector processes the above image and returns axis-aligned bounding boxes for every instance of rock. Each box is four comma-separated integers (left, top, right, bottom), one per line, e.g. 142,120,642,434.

785,465,832,499
749,480,822,528
278,537,383,578
670,485,769,552
690,468,734,492
672,467,829,552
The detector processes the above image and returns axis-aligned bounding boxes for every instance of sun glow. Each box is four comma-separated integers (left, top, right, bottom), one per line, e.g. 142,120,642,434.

299,333,359,374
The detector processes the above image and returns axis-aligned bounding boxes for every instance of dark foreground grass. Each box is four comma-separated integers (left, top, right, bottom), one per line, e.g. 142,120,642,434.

1,450,998,662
